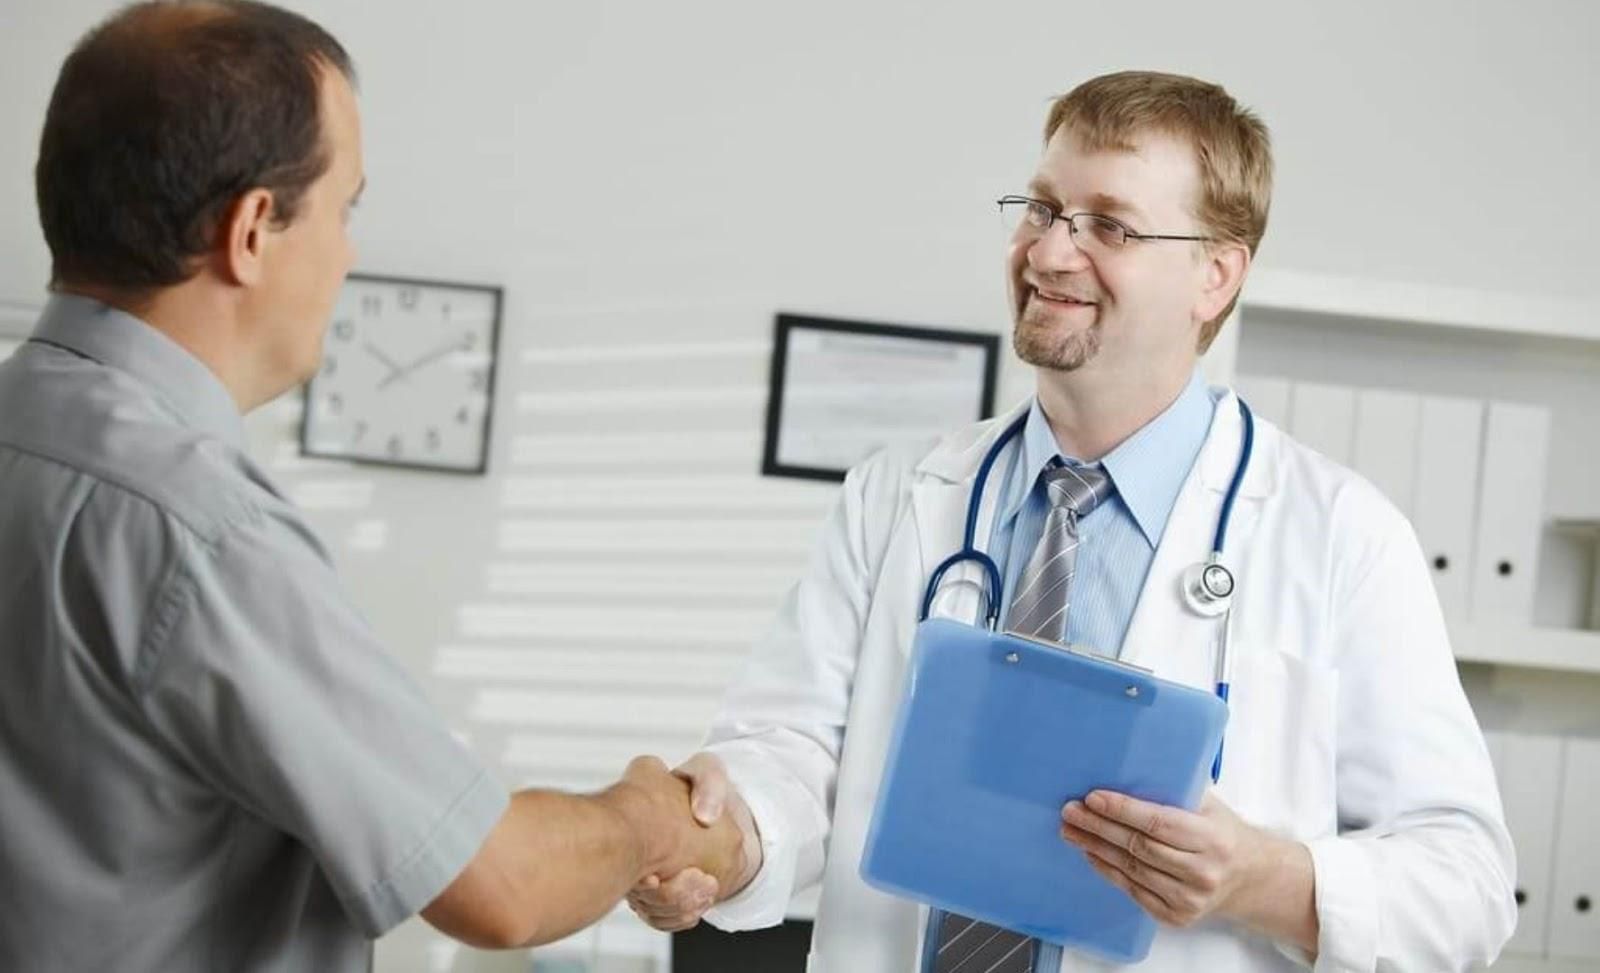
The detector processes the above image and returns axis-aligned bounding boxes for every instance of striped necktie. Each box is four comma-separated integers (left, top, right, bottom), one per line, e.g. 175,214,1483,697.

925,462,1114,973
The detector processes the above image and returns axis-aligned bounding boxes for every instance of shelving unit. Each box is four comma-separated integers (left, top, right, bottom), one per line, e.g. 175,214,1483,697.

1237,268,1600,973
1475,955,1600,973
1244,268,1600,346
1236,267,1600,676
1453,623,1600,676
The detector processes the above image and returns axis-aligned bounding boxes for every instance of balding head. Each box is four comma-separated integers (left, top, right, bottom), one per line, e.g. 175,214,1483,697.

36,0,355,294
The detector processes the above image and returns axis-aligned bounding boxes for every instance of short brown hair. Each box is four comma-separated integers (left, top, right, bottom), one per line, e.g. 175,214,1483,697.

35,0,355,293
1044,71,1272,350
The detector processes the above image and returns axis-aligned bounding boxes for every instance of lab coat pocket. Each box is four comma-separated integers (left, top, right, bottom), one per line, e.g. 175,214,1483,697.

1221,644,1340,839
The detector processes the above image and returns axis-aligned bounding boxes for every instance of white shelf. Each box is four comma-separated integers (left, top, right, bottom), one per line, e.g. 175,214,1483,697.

1242,268,1600,346
1478,955,1600,972
1452,621,1600,675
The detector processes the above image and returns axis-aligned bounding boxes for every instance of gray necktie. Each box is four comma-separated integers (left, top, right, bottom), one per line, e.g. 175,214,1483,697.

927,462,1114,973
1006,463,1113,644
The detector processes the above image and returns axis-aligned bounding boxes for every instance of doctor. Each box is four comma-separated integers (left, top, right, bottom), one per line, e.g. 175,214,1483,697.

630,71,1516,971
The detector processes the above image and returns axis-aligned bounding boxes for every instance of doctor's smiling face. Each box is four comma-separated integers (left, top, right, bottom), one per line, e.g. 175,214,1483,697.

1008,126,1224,380
1006,73,1270,390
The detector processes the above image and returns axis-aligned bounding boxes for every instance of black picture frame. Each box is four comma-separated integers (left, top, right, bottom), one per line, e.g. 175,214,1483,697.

761,313,1000,483
298,271,503,475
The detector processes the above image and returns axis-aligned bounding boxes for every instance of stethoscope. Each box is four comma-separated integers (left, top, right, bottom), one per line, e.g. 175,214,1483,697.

918,397,1256,781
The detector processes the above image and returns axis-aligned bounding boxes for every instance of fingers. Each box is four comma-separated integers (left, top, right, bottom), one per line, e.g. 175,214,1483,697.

626,868,719,932
625,754,671,779
1063,820,1187,900
675,752,731,826
1061,801,1193,877
1082,853,1188,927
1073,791,1207,854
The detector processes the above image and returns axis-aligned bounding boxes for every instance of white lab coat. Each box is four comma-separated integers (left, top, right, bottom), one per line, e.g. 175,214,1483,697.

703,391,1517,973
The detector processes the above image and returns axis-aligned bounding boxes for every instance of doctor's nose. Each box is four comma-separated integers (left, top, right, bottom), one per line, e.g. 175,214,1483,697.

1027,218,1094,275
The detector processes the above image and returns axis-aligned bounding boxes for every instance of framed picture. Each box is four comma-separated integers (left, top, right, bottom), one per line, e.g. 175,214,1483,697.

300,273,502,474
762,313,1000,482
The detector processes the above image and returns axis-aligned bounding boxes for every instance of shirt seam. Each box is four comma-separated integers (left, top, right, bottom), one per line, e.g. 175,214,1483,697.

0,436,244,547
353,766,500,921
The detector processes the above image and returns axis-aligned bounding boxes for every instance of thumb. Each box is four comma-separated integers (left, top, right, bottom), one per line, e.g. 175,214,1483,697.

676,753,730,826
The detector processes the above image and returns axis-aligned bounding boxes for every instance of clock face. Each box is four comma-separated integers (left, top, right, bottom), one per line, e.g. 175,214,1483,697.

300,274,501,473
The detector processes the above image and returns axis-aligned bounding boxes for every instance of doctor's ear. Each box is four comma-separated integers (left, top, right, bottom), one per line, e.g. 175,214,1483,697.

1193,241,1250,326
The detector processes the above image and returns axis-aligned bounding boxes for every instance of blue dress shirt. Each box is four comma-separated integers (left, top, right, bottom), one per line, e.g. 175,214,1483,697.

988,370,1218,657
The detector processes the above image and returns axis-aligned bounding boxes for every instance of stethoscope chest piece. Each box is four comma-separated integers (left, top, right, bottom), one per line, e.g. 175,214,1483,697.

1182,556,1235,618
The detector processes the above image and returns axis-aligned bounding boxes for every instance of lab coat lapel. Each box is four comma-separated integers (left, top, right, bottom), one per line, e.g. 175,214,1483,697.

1118,391,1272,688
908,402,1029,630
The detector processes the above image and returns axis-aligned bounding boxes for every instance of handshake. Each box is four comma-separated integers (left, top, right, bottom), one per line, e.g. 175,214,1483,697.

609,752,757,932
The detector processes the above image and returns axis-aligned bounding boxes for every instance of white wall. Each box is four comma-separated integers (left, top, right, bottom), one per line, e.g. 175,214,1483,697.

5,2,1599,969
6,1,1600,316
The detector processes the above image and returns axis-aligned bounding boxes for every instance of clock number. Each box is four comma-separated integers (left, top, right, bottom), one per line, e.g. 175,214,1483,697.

321,356,337,377
361,294,382,316
386,434,403,458
332,319,354,341
426,428,441,452
460,331,477,351
469,370,488,392
456,405,471,425
327,393,343,415
398,286,420,310
353,420,367,443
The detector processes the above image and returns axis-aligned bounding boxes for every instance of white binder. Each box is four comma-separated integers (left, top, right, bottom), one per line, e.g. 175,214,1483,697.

1234,374,1292,430
1471,401,1550,623
1352,388,1421,517
1288,381,1355,466
1486,731,1563,956
1548,737,1600,961
1411,396,1484,620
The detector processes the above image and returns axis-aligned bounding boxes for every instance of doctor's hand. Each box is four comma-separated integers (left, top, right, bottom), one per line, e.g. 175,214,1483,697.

1061,789,1319,953
601,756,747,892
625,752,763,932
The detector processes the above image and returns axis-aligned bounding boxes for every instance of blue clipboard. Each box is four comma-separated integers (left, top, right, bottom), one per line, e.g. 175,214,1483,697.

859,618,1229,965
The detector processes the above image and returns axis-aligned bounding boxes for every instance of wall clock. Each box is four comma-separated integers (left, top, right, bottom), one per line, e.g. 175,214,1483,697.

300,273,502,474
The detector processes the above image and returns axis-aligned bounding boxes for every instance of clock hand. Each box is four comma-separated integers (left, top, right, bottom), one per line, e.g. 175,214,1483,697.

377,338,465,390
363,342,408,385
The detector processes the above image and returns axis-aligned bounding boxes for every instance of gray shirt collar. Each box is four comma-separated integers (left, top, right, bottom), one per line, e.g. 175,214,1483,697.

31,293,247,449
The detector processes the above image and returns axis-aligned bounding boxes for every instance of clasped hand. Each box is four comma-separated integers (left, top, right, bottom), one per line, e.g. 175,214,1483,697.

623,753,762,932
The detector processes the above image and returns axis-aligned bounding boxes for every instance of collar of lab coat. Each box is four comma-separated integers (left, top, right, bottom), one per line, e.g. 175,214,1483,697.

914,386,1278,500
908,385,1277,630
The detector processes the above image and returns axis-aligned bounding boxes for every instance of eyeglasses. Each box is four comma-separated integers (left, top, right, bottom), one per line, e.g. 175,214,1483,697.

997,194,1213,252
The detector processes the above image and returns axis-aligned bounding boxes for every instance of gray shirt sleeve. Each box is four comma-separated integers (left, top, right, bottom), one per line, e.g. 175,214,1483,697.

131,504,509,936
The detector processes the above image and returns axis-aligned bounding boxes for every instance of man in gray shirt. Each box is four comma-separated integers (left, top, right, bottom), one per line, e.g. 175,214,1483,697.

0,2,747,970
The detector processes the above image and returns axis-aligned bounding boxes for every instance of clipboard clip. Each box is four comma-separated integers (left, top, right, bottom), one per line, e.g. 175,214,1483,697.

1001,630,1155,675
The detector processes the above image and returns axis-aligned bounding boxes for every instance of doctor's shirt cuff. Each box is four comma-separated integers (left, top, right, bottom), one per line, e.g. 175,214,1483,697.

701,749,796,931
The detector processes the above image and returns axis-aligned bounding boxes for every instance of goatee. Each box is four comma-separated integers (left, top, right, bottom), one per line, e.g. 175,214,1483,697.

1012,305,1102,372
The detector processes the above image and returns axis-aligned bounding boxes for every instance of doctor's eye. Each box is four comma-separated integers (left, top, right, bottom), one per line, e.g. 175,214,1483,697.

1077,214,1130,248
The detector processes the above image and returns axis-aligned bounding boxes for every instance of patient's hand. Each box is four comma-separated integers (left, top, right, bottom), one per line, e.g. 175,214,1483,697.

625,752,762,931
